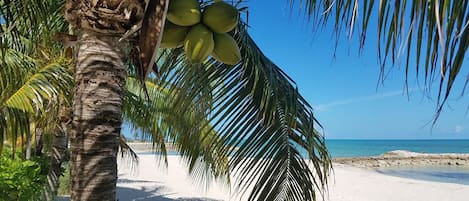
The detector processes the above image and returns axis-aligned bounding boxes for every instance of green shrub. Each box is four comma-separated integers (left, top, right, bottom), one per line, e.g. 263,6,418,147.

0,151,48,201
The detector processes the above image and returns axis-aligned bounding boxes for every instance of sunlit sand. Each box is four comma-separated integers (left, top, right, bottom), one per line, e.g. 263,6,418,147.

114,153,469,201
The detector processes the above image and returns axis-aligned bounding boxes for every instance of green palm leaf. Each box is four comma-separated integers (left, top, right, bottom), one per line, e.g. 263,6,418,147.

0,39,72,152
0,0,66,51
292,0,468,117
123,76,230,184
159,22,331,201
0,60,72,156
4,61,72,113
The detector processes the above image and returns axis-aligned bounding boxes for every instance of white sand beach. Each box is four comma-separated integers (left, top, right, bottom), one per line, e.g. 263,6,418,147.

114,154,469,201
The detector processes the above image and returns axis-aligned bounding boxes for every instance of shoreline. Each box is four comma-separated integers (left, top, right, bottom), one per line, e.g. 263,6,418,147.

333,150,469,168
57,150,469,201
116,154,469,201
127,143,469,168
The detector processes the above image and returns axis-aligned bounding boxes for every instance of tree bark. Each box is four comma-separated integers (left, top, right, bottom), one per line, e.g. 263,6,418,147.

43,104,70,200
70,32,126,201
35,127,43,156
25,130,33,160
11,136,16,159
0,132,3,155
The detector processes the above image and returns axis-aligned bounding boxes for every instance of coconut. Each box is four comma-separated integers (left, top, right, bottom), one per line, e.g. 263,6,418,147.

160,21,189,48
211,33,241,65
167,0,201,26
202,2,239,33
184,24,215,63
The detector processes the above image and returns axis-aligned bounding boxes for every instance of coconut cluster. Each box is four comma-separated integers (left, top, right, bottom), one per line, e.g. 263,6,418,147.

161,0,241,65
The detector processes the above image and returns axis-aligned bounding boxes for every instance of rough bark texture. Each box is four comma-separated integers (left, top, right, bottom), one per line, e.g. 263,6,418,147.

70,32,126,201
63,1,153,200
44,125,67,200
35,127,43,156
43,105,70,200
64,0,144,35
25,131,33,160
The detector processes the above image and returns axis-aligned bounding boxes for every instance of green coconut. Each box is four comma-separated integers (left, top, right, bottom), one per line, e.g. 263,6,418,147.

167,0,201,26
184,24,215,63
202,2,239,33
160,21,189,48
211,33,241,65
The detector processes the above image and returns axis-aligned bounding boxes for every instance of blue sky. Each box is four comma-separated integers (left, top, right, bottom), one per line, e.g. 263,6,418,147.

246,1,468,139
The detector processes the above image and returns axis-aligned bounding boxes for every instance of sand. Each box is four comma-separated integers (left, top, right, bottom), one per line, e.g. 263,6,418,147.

112,154,469,201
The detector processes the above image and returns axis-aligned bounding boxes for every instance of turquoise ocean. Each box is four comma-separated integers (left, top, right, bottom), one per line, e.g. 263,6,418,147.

325,139,469,158
326,139,469,186
141,139,469,185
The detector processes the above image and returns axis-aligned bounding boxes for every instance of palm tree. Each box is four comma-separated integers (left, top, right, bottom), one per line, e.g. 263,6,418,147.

0,35,73,158
0,11,75,200
62,2,331,200
0,8,228,197
1,0,467,201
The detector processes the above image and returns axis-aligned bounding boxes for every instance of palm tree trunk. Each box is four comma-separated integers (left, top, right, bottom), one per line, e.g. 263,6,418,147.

35,127,43,156
43,106,70,200
70,32,126,201
11,135,16,159
25,130,33,159
0,132,3,155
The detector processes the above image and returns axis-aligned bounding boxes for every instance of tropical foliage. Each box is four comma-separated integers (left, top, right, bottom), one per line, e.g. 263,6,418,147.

0,2,74,200
123,76,230,179
0,32,72,156
0,0,71,154
293,0,468,117
152,22,331,199
0,148,49,201
0,0,467,201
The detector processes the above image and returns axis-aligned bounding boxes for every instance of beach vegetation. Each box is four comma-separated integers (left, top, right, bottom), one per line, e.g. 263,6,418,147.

0,0,467,201
0,4,74,198
0,148,49,201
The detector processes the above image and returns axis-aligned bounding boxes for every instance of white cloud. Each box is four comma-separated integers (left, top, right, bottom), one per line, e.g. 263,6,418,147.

314,88,420,111
455,125,465,134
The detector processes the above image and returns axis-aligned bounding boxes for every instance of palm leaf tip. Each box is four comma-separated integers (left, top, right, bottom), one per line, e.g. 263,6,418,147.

159,20,332,200
291,0,469,117
123,76,231,185
233,24,332,200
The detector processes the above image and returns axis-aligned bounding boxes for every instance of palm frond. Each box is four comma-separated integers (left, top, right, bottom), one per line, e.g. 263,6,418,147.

159,22,331,201
0,46,72,157
123,76,230,184
118,135,139,170
123,77,168,161
291,0,469,117
0,0,66,52
4,58,72,113
0,48,36,103
0,107,30,154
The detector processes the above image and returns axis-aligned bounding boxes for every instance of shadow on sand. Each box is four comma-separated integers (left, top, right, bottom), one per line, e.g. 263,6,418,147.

56,178,223,201
115,185,223,201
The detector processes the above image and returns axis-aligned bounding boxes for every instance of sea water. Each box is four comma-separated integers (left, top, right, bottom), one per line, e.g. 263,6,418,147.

137,140,469,157
376,166,469,185
325,139,469,157
138,139,469,185
139,139,469,159
325,139,469,186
